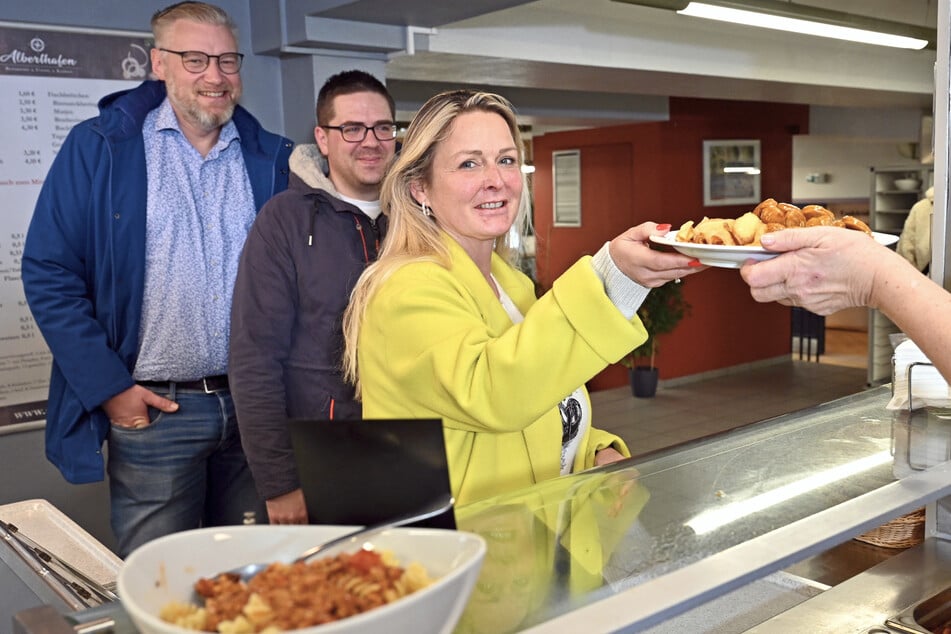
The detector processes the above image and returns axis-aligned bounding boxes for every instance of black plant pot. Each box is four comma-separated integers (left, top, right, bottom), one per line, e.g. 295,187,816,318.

629,366,659,398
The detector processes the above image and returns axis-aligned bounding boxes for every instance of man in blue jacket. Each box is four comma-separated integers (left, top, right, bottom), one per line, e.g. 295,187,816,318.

21,1,292,557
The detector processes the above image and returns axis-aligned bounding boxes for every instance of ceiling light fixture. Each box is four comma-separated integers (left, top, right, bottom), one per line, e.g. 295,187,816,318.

679,2,928,49
611,0,934,50
723,166,761,174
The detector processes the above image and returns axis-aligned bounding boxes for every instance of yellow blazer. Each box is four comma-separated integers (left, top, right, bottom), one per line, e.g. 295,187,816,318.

453,474,651,633
359,234,648,505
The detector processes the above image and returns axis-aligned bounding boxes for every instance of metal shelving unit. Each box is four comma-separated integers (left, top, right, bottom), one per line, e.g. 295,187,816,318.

870,165,935,235
867,165,935,384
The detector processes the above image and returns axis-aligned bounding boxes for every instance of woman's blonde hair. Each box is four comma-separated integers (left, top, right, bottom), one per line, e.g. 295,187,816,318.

342,90,533,394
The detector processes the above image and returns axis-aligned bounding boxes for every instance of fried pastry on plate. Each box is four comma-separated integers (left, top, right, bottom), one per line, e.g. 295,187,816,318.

730,212,761,245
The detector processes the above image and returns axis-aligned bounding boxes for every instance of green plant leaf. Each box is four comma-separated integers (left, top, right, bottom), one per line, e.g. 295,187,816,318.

620,280,691,369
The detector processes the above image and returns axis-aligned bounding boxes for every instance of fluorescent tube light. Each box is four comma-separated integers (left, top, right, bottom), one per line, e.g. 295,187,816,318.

678,2,929,50
685,449,892,535
723,166,760,175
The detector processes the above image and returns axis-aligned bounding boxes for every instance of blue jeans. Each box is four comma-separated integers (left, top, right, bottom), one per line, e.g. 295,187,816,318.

106,386,265,558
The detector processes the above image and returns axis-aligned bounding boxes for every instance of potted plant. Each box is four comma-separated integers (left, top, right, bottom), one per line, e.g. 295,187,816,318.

620,280,691,398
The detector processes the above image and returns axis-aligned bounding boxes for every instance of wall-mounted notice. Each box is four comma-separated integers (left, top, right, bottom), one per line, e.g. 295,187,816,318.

552,149,581,227
0,22,151,428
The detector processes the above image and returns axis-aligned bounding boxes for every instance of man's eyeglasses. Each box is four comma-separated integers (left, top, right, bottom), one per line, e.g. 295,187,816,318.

158,48,244,75
321,123,398,143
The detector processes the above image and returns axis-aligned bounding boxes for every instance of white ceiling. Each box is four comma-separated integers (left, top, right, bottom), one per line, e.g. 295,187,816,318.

264,0,940,132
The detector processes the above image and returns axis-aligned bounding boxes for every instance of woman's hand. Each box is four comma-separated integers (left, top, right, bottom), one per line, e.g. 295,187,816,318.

741,225,951,384
609,222,705,287
594,446,626,466
739,226,881,315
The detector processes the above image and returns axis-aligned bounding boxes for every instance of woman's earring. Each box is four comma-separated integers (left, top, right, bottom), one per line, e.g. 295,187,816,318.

421,202,432,217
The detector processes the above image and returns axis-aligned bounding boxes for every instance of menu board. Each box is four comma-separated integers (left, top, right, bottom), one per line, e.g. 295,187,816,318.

0,22,151,428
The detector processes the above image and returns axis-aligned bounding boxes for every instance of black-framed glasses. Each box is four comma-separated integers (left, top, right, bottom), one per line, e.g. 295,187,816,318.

158,48,244,74
321,123,398,143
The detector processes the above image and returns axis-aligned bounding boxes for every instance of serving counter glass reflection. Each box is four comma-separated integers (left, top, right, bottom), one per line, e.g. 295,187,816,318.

15,385,951,633
453,385,951,633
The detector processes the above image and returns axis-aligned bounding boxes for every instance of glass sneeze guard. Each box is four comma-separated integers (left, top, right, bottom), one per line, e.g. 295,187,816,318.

454,386,951,633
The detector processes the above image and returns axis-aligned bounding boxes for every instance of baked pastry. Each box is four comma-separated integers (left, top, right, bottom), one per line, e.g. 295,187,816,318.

673,199,873,246
835,214,873,235
730,212,762,244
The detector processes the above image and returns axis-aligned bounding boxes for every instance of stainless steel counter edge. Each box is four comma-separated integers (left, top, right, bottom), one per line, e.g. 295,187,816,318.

747,538,951,633
520,460,951,633
0,421,44,436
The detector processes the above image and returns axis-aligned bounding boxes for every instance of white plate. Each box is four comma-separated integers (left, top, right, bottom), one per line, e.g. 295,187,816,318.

650,230,899,269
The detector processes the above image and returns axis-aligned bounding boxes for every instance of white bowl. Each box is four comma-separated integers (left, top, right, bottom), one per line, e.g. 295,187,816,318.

894,178,921,191
117,525,485,634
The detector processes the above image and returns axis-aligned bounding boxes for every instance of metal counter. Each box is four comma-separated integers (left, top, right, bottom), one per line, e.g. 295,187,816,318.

747,538,951,633
1,499,121,631
18,386,951,633
452,385,951,633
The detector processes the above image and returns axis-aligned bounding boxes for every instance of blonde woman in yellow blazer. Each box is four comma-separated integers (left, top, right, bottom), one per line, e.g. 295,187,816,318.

342,90,704,507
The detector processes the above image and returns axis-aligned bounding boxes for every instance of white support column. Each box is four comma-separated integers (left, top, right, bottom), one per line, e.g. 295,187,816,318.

928,0,951,544
934,0,950,288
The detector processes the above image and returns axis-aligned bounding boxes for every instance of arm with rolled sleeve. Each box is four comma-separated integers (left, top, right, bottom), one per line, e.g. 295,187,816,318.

590,242,650,319
363,256,648,432
359,238,641,501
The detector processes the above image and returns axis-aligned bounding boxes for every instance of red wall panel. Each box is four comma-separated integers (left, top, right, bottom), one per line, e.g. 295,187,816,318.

531,97,809,391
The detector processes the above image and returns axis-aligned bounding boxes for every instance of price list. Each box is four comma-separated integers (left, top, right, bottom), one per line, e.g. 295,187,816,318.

0,73,134,424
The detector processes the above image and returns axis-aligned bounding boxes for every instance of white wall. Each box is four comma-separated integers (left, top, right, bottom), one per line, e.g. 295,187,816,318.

793,136,921,202
809,105,925,139
792,106,926,202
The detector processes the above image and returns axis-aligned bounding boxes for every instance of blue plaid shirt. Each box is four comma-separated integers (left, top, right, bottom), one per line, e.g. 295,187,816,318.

134,99,256,381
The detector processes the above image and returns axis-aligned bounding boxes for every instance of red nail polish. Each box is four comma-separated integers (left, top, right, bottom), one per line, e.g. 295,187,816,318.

688,259,702,267
656,223,671,232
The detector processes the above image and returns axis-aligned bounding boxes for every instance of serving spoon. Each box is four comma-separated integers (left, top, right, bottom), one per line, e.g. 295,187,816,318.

201,493,455,590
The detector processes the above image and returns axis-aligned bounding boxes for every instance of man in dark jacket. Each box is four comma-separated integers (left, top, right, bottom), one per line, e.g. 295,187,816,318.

229,70,396,524
21,1,292,557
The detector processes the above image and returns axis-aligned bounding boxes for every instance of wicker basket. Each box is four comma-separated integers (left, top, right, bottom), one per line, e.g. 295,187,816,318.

854,508,926,549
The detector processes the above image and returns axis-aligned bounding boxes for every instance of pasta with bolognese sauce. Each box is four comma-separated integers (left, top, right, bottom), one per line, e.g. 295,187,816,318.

160,549,433,632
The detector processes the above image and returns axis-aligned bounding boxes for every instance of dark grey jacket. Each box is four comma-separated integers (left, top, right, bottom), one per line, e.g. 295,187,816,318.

229,144,386,500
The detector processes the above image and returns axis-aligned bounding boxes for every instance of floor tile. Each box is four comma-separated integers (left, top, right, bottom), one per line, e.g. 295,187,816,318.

592,356,869,457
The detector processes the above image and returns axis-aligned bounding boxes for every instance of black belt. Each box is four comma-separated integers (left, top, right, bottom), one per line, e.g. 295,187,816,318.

138,375,229,393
